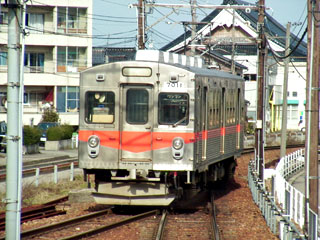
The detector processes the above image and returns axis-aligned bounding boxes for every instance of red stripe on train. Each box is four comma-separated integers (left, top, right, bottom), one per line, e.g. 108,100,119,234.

79,125,242,153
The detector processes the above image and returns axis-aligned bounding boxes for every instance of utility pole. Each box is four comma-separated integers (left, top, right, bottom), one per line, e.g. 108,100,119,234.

137,0,145,49
305,0,319,238
190,0,197,56
280,22,291,159
5,0,22,239
231,9,236,74
255,0,266,180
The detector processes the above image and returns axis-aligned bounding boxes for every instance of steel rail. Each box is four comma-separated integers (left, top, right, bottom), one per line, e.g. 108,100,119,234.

17,208,111,239
0,196,68,231
60,209,159,240
209,192,220,240
155,210,167,240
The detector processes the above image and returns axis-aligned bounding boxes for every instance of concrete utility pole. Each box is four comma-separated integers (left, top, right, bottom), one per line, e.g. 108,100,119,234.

137,0,145,49
305,0,319,238
255,0,266,180
190,0,197,56
5,0,22,239
231,9,236,74
280,22,291,159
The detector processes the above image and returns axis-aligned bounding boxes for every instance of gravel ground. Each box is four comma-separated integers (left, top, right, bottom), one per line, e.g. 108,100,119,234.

1,147,302,240
213,147,301,240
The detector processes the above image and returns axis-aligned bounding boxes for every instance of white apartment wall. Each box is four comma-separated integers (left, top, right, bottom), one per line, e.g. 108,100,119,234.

244,81,257,120
273,63,306,130
240,58,307,132
0,0,93,126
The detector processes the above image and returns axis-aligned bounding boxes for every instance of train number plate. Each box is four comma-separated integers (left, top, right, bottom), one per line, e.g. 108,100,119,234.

164,82,184,88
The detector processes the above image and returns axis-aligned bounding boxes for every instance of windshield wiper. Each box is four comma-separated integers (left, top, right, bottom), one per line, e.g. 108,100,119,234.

172,116,187,127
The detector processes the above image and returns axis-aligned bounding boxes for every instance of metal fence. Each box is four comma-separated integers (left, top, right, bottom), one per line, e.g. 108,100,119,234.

248,149,307,240
275,149,305,228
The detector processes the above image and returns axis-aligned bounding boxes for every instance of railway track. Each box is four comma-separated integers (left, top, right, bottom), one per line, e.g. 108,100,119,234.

19,208,158,240
243,144,305,154
0,196,68,233
155,193,220,240
0,146,305,239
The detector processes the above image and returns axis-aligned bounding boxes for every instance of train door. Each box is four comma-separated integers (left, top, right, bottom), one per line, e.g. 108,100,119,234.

201,86,208,160
236,88,241,149
220,88,226,153
120,85,153,163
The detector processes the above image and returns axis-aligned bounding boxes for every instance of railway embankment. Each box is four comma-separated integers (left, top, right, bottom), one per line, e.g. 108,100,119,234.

244,131,305,149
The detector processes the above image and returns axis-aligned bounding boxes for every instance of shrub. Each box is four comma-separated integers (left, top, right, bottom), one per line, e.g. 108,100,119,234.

47,125,74,141
61,125,74,140
23,126,41,145
41,108,59,123
47,126,63,141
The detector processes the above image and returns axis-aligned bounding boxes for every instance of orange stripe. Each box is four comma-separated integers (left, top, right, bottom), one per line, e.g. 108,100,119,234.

220,127,226,136
122,131,151,153
79,125,242,153
79,130,120,149
153,132,195,150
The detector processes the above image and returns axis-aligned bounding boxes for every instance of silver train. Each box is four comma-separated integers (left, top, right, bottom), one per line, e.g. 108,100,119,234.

79,50,245,206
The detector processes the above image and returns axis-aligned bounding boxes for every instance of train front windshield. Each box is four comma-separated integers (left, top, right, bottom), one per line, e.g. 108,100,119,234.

158,93,189,125
85,91,115,124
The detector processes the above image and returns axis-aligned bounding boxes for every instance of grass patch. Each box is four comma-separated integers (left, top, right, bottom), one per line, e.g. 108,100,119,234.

0,176,87,211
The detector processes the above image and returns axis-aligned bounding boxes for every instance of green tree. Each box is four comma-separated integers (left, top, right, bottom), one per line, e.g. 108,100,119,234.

41,108,59,123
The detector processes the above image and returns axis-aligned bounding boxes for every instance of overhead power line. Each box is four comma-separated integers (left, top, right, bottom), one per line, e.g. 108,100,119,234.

265,27,307,60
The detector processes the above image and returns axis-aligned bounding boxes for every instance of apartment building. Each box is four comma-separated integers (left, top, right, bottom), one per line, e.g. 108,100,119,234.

0,0,92,126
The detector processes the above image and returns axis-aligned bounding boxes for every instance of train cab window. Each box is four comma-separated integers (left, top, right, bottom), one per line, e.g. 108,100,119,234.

85,91,115,124
158,93,189,126
126,89,149,124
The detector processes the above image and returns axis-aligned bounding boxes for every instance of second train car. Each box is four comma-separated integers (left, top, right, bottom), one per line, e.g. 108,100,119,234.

79,50,245,206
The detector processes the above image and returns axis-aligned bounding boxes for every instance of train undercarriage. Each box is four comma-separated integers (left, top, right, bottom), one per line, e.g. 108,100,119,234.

84,158,237,206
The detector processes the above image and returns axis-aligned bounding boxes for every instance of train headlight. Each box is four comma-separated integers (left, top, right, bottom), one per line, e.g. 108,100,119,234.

172,138,184,160
173,138,183,150
87,135,100,158
88,135,100,148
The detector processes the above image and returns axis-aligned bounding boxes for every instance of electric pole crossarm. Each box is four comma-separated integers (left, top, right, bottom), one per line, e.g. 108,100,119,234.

132,3,263,10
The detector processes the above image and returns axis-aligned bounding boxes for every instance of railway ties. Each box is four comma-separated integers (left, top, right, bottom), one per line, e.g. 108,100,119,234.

0,196,68,233
14,199,218,240
155,196,219,240
18,207,159,240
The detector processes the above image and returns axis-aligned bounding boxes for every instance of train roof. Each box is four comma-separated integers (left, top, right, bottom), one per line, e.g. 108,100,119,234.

135,50,243,81
83,50,244,82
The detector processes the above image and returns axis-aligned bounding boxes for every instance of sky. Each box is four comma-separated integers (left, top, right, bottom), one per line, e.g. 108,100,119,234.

92,0,308,48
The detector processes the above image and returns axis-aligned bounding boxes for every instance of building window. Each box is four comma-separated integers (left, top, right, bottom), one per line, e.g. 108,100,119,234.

0,11,8,24
23,92,45,106
24,53,44,73
0,92,7,111
243,74,256,81
57,46,87,72
57,86,79,113
289,105,299,121
57,7,87,34
26,13,44,33
0,52,7,66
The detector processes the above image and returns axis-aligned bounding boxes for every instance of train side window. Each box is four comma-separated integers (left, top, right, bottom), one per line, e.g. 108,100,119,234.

85,91,115,124
158,93,189,125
